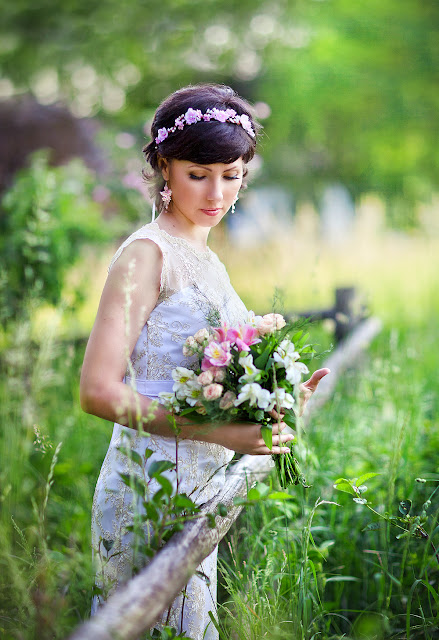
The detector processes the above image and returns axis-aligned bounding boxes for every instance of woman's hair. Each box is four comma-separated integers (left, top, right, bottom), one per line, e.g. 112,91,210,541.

143,83,261,212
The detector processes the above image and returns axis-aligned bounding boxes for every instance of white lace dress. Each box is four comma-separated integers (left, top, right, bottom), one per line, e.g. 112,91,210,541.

91,222,248,638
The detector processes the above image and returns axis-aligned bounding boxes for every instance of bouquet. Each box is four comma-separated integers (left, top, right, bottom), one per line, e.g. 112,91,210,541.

159,313,316,487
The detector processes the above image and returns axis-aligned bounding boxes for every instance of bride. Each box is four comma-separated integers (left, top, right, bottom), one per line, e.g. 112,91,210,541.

80,83,328,639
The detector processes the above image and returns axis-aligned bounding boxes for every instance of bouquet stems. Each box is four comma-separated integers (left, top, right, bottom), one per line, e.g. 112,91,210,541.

273,445,310,489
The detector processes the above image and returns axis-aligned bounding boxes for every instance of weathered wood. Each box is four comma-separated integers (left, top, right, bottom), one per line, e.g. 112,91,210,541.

69,316,382,640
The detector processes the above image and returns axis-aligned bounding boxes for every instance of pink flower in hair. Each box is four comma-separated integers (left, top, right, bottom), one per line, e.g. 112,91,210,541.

227,324,260,352
184,108,203,124
239,114,255,137
211,108,228,123
175,115,185,130
202,341,232,369
156,127,168,143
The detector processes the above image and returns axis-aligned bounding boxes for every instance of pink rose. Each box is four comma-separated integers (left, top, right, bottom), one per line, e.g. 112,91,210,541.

194,328,210,344
219,390,237,410
195,402,207,415
212,367,226,383
257,313,286,336
203,383,223,401
197,370,214,386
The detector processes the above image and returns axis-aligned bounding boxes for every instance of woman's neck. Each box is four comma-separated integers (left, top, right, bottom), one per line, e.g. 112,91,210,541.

155,210,210,251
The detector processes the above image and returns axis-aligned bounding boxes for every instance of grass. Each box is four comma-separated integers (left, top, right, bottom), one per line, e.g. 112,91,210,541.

1,218,438,639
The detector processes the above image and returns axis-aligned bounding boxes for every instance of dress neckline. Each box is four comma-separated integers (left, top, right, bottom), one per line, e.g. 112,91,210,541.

150,221,212,257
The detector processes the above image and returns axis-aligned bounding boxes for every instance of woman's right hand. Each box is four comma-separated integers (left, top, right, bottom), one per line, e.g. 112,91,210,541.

201,420,294,455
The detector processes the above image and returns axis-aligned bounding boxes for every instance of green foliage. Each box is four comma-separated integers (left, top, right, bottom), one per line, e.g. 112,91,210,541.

1,0,439,215
0,152,110,322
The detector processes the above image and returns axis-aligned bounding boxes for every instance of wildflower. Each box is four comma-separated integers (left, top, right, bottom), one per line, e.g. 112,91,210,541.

235,383,271,409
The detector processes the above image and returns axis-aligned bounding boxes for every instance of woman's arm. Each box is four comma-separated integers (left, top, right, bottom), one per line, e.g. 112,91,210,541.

80,239,295,453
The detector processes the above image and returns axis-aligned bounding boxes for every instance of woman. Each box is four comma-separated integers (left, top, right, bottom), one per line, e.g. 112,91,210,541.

80,83,328,638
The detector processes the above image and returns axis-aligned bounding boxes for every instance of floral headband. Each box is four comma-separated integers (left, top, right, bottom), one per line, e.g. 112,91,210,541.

155,107,256,145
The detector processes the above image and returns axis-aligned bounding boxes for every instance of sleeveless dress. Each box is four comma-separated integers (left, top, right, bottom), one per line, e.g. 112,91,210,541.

91,221,248,638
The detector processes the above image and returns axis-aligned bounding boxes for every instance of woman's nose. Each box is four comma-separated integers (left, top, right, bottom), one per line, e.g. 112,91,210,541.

207,179,223,202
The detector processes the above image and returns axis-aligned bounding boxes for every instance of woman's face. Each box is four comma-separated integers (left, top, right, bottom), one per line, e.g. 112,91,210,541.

161,158,244,228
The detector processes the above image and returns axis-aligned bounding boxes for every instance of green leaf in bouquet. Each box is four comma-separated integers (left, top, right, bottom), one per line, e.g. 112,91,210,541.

261,425,273,450
254,410,264,422
282,412,296,429
254,347,272,370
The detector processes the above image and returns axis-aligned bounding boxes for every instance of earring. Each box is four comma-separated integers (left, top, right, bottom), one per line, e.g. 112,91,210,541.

160,183,172,209
231,192,239,214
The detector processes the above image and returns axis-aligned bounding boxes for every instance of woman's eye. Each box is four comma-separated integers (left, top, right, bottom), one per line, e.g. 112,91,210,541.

224,175,240,180
189,174,204,180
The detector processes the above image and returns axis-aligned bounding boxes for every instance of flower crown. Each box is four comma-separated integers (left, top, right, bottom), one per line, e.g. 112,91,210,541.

155,107,256,145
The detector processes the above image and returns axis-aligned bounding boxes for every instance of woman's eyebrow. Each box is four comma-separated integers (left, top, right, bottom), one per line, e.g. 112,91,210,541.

187,164,240,172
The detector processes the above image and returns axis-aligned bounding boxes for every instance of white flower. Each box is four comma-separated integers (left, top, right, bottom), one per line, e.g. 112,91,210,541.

285,360,309,385
270,388,295,410
172,366,196,384
175,379,202,406
238,353,261,383
234,383,271,409
158,391,181,412
246,310,263,327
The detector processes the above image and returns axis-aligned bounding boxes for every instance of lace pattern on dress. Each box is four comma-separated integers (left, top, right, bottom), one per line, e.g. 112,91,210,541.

92,222,248,638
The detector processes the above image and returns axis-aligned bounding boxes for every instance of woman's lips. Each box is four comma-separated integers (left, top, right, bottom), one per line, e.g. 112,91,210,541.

201,208,222,216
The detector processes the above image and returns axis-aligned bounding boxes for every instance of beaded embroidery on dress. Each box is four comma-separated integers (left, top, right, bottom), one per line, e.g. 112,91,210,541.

91,222,248,639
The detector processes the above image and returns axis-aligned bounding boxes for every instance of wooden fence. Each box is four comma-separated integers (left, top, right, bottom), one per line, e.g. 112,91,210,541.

69,308,381,640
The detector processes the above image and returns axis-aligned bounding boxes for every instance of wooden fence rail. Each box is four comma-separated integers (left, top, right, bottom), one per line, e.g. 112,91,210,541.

69,315,382,640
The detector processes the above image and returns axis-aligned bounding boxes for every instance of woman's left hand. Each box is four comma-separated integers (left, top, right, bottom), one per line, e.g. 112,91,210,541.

299,368,331,416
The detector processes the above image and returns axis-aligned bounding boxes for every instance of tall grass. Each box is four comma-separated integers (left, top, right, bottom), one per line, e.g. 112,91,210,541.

1,218,438,638
217,321,439,639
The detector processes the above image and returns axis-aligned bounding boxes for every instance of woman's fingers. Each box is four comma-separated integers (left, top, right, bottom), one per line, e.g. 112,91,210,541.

302,367,331,392
269,408,285,421
271,421,288,435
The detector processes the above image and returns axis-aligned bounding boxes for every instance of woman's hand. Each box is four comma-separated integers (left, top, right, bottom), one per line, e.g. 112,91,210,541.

202,421,294,455
298,368,330,416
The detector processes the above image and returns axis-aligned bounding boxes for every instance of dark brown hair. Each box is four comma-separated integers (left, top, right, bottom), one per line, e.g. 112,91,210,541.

143,83,261,211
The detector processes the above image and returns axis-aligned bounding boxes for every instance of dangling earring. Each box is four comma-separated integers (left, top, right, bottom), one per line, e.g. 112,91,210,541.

160,182,172,209
231,192,239,214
